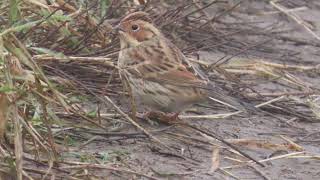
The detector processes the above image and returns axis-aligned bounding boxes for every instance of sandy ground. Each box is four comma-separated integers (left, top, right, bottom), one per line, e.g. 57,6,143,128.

28,1,320,179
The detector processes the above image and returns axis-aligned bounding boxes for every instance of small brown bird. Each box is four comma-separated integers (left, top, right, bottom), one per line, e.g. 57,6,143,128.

117,11,246,118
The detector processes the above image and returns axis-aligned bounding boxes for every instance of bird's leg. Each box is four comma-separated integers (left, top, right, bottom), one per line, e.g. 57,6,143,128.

140,111,161,126
142,111,181,125
167,112,180,121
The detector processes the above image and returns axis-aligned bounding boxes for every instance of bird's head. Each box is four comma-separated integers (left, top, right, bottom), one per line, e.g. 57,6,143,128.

117,11,160,48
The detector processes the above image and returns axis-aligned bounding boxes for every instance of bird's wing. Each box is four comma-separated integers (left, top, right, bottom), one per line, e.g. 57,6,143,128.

164,38,208,81
136,60,206,87
134,41,206,86
120,37,206,87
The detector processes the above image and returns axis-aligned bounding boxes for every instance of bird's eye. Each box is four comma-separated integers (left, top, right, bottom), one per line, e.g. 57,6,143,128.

131,24,139,32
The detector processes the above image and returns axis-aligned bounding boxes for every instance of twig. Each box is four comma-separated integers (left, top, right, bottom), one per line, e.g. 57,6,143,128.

180,96,285,119
4,54,23,180
222,152,305,170
22,170,35,180
61,162,159,180
13,105,23,180
22,167,76,180
33,55,115,68
255,96,285,108
180,124,265,167
218,169,240,180
247,91,315,98
249,164,272,180
261,6,307,15
270,1,320,41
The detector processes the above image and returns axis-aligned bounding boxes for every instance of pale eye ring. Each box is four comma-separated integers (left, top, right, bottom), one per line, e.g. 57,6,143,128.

131,24,139,32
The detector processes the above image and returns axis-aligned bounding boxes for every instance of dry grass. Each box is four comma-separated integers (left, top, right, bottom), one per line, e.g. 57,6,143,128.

0,0,319,179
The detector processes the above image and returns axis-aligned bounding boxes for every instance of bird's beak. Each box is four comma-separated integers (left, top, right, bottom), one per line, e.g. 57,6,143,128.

109,24,124,37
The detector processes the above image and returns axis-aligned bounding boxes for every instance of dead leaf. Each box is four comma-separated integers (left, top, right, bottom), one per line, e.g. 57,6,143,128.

227,138,303,151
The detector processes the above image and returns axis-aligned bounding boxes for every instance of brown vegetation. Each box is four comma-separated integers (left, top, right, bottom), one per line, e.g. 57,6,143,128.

0,0,319,179
0,93,8,141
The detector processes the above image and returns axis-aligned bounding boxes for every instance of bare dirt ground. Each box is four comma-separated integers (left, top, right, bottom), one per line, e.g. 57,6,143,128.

55,1,320,179
61,1,320,180
2,0,320,180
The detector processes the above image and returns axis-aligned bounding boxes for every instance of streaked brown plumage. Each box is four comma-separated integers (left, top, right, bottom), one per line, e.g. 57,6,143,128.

117,11,245,113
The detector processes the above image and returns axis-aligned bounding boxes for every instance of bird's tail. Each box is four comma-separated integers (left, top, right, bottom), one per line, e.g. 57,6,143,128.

206,82,250,112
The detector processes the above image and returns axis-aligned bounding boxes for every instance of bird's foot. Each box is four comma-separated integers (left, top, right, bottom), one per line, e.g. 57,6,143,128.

142,111,181,125
143,111,160,126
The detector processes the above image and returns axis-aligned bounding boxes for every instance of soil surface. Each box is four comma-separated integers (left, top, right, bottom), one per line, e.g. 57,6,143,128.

56,1,320,179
